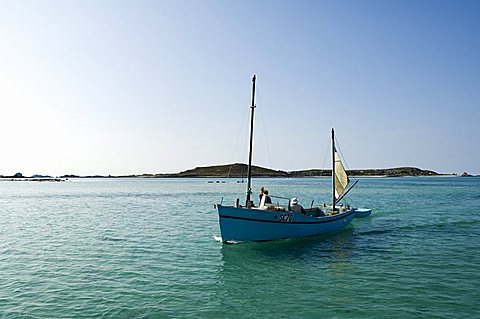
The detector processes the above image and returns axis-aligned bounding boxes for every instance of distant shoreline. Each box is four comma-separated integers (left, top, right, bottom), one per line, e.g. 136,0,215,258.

0,175,468,183
1,163,474,180
0,178,66,182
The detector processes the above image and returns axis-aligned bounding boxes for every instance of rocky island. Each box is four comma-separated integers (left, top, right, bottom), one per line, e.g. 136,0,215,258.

145,163,442,178
1,164,457,180
0,172,65,182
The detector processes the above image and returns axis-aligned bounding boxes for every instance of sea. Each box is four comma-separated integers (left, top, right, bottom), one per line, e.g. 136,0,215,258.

0,177,479,318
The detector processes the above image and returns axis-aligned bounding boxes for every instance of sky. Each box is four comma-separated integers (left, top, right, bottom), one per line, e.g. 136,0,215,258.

1,0,479,176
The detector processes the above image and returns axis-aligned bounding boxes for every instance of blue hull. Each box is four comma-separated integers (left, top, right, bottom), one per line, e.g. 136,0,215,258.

217,205,355,242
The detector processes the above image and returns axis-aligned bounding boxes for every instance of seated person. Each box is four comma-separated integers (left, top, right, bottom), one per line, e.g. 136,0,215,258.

289,198,305,214
264,190,272,204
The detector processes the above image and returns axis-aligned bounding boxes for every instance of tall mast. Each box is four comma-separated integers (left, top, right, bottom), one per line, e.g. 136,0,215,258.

332,128,336,211
246,74,256,207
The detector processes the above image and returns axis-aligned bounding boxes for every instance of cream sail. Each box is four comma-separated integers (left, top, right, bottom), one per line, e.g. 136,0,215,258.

334,148,349,200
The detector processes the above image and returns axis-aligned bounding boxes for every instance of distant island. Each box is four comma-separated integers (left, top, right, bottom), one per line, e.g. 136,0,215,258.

145,163,443,178
0,172,65,182
2,164,473,180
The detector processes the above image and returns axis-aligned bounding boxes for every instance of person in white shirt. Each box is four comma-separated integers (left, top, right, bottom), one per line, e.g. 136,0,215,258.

290,198,305,214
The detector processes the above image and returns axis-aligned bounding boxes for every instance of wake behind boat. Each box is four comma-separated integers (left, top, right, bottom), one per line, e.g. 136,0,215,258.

216,75,371,243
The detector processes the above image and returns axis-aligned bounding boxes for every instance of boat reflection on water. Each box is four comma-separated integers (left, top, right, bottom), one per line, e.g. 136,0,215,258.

213,228,358,314
219,228,357,265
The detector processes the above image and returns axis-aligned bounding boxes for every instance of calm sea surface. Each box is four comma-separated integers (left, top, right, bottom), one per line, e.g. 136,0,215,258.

0,177,479,318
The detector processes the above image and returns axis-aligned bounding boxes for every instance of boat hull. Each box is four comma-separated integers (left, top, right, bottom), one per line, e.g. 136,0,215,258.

353,208,372,218
217,205,355,242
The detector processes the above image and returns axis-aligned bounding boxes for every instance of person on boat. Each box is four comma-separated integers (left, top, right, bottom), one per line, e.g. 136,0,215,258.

259,187,266,202
264,190,272,204
290,198,305,214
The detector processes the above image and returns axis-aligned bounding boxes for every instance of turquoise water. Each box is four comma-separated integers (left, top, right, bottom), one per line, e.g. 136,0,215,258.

1,177,479,318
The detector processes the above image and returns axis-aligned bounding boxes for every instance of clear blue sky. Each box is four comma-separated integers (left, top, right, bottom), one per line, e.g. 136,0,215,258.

1,0,479,176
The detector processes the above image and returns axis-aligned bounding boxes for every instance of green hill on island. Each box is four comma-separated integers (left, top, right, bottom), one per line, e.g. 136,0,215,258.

156,163,289,178
150,163,440,178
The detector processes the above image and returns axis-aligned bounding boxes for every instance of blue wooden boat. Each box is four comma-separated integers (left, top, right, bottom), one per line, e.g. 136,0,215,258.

217,204,356,242
216,75,367,243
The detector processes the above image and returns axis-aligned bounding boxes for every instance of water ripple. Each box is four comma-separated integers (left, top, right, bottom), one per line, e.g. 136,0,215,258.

0,177,479,318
